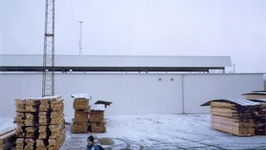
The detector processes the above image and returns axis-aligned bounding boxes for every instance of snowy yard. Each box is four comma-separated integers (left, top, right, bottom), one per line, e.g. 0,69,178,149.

1,114,265,150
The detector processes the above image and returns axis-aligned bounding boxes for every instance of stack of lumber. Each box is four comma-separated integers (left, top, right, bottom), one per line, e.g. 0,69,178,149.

201,99,261,136
89,104,106,133
243,91,266,100
71,94,91,133
13,96,65,150
252,103,266,135
0,129,16,150
242,91,266,135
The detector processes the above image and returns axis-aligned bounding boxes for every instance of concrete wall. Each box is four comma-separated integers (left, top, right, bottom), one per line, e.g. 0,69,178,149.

0,73,263,117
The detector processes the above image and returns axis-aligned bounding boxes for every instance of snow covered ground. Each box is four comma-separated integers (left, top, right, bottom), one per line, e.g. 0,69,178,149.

1,114,266,150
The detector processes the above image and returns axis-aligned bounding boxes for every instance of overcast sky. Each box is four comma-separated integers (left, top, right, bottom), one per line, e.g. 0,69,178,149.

0,0,265,73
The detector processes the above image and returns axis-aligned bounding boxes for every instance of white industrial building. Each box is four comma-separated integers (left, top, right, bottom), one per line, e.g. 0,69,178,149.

0,54,264,117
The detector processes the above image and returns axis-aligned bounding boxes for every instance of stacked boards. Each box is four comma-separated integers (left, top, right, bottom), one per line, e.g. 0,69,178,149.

201,99,261,136
71,94,90,133
70,94,112,133
90,104,106,133
14,96,65,150
0,129,16,150
242,91,266,135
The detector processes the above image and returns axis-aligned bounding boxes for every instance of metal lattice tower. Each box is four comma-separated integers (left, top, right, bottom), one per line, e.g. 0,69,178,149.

42,0,55,97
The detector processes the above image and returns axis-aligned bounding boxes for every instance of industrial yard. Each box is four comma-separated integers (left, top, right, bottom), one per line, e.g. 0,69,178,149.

1,114,266,150
1,0,265,150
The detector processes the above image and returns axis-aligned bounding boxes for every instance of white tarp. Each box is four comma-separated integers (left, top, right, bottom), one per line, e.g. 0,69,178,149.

71,93,92,100
90,104,105,111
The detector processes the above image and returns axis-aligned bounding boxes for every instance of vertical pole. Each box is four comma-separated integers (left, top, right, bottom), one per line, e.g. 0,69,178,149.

181,74,185,114
79,21,83,55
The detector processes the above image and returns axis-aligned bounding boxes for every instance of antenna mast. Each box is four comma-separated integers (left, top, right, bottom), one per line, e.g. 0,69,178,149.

79,21,83,55
42,0,55,97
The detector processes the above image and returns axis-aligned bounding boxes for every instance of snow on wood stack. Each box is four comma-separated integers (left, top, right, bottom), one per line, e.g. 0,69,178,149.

242,91,266,135
71,93,91,133
89,104,106,133
201,99,261,136
89,100,112,133
0,129,16,150
13,95,66,150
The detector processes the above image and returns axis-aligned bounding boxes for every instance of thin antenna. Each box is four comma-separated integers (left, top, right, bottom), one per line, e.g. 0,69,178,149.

79,21,83,55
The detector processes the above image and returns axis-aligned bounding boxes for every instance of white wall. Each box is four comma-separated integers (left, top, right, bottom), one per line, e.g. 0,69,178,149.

56,73,183,116
0,73,263,117
183,74,264,113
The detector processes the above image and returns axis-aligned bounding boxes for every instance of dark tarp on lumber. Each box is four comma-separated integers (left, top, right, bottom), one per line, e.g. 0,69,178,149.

95,100,112,108
247,98,266,103
242,91,266,96
201,98,261,107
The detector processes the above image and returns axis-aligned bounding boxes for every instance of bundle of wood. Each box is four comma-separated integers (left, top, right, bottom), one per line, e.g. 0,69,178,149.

90,104,106,133
73,110,89,122
211,101,257,136
201,99,261,136
24,139,34,150
15,138,24,150
15,99,25,113
13,96,66,150
253,103,266,135
71,94,91,133
39,98,50,112
73,98,89,110
243,91,266,100
71,121,88,133
0,129,16,150
36,139,47,150
242,91,266,135
46,96,65,149
90,120,106,133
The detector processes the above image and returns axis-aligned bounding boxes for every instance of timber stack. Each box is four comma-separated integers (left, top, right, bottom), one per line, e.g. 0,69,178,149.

0,129,16,150
13,96,65,150
242,91,266,135
89,100,112,133
201,98,261,136
89,104,106,133
71,94,90,133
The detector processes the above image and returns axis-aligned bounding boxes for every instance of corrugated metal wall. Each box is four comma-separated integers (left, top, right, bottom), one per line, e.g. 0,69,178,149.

0,73,263,117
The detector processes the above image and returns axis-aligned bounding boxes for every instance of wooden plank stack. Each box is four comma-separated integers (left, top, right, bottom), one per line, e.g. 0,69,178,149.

71,94,90,133
89,104,106,133
70,94,112,133
242,91,266,135
200,98,261,137
13,96,65,150
210,101,256,136
0,129,16,150
242,91,266,100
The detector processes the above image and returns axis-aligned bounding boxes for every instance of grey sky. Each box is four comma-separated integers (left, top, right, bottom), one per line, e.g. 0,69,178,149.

0,0,265,73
